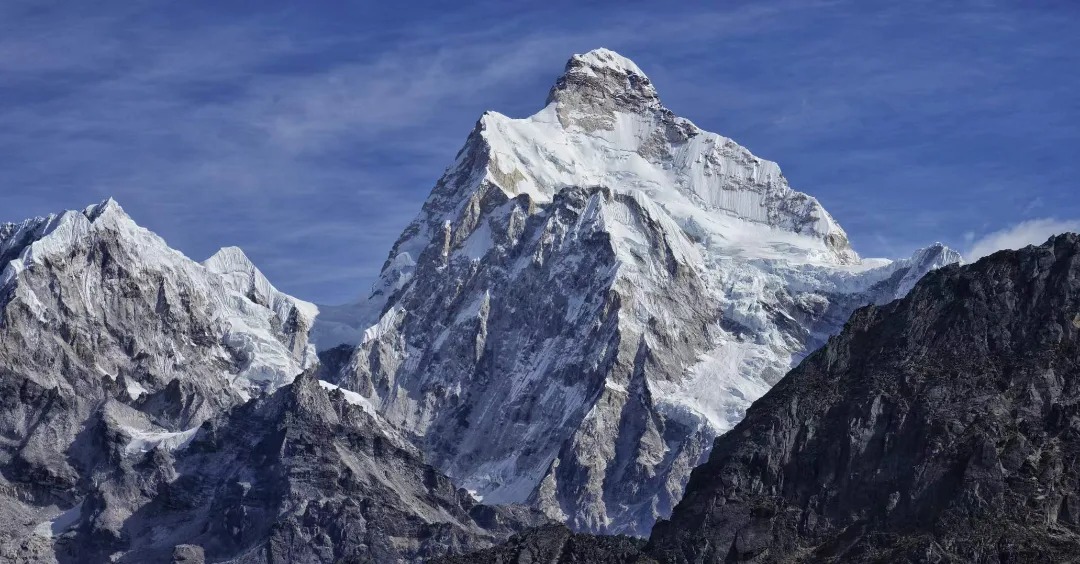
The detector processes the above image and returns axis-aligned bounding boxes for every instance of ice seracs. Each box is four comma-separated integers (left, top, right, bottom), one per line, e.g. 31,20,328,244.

204,245,319,332
320,48,962,536
204,245,319,390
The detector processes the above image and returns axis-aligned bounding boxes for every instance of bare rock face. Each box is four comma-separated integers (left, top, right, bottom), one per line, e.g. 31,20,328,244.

171,545,205,564
646,234,1080,562
50,373,545,563
434,523,646,564
322,48,961,535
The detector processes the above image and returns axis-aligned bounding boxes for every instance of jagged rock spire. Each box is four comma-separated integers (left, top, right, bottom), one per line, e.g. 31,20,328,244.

545,48,661,113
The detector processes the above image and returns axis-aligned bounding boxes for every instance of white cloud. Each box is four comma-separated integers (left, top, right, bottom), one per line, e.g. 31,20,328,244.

967,218,1080,260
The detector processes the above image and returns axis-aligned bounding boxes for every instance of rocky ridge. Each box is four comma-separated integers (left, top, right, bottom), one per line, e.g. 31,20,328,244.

647,233,1080,562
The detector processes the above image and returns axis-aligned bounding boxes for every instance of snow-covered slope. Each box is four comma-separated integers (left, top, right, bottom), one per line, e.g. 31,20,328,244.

325,48,962,535
203,245,319,389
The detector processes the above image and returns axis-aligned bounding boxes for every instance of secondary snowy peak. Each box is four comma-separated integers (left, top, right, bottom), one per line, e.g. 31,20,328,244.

888,242,964,299
204,246,319,332
2,199,174,291
0,198,331,558
0,198,316,394
1,198,137,288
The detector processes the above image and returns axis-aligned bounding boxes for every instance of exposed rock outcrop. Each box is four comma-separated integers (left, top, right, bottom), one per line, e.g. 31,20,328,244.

648,234,1080,562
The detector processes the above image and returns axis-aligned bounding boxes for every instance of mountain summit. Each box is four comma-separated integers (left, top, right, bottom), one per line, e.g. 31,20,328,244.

545,48,662,113
320,48,961,535
446,47,858,264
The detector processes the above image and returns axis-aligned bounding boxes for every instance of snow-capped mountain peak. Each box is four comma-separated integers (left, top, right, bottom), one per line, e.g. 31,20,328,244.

567,47,648,80
0,198,316,396
82,196,125,221
467,48,859,265
1,197,169,290
545,47,660,112
204,245,319,330
341,50,862,341
322,49,962,535
887,242,964,299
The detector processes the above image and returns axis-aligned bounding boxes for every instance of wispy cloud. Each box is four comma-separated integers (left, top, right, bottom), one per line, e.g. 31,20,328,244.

967,218,1080,260
0,1,1076,302
0,2,828,303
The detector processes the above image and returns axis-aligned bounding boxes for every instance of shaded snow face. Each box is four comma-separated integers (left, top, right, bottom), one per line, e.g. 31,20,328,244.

326,48,962,536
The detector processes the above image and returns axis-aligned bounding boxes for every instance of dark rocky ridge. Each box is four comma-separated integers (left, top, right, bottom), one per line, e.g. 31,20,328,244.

650,233,1080,562
452,233,1080,562
434,523,646,564
59,373,545,563
5,367,545,563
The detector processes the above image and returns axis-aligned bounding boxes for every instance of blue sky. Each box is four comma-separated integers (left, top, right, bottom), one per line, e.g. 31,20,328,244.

1,1,1077,304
